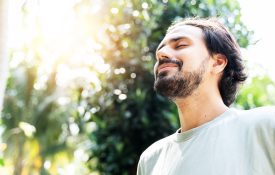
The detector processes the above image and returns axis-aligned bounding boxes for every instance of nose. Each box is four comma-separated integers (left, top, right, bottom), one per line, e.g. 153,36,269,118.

156,46,173,61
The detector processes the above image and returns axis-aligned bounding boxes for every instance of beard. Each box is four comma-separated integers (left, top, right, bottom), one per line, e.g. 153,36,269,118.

154,58,207,100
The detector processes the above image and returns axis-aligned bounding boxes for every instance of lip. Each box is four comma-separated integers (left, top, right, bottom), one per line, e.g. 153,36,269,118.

158,63,178,73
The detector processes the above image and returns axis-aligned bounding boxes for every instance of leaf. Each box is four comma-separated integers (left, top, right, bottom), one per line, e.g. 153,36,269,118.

0,158,4,166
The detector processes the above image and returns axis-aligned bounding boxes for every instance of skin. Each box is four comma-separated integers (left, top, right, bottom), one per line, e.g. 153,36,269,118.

155,25,229,132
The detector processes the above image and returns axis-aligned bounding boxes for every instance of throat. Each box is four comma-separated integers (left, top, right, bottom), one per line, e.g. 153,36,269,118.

176,97,228,132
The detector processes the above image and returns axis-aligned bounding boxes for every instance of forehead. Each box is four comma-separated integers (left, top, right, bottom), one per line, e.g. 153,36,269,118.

167,25,203,38
158,25,204,49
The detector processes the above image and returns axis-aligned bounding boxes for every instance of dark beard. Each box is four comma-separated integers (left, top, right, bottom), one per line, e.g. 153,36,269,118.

154,59,207,100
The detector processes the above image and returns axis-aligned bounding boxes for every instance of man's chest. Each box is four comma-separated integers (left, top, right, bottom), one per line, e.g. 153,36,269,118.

148,134,251,175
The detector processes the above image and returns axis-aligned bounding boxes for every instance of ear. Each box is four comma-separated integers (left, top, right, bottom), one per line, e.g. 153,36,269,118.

211,54,228,74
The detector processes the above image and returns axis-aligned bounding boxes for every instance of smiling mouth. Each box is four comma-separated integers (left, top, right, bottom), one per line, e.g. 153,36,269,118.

157,63,178,74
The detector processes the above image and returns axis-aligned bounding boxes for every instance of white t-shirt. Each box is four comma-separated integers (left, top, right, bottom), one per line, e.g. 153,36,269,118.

137,107,275,175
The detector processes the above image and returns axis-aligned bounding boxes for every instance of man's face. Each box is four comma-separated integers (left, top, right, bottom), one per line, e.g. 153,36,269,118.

154,25,211,99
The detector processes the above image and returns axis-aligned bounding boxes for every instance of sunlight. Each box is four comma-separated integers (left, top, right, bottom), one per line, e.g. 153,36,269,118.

8,0,109,90
6,2,109,173
239,0,275,78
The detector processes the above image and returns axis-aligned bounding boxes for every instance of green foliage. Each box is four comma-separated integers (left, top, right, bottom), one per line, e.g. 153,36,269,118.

0,158,4,166
84,0,252,175
2,58,79,174
235,76,275,109
2,0,270,175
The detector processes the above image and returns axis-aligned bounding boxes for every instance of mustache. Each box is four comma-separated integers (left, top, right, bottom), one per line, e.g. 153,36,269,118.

157,58,183,73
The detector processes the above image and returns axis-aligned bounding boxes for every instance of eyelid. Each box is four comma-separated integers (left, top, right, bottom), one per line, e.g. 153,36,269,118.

175,43,189,48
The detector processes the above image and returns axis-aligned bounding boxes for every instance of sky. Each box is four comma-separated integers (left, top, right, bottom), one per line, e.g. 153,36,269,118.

239,0,275,79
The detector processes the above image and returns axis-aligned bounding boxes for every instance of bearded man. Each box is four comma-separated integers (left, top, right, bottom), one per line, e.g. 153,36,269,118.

137,17,275,175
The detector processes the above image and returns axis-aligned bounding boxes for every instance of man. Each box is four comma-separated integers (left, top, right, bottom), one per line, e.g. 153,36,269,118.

137,17,275,175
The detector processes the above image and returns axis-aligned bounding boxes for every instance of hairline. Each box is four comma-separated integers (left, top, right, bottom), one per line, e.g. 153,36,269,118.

157,24,205,53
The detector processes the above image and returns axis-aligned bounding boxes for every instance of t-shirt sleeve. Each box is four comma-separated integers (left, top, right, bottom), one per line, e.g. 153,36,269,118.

136,156,145,175
254,107,275,169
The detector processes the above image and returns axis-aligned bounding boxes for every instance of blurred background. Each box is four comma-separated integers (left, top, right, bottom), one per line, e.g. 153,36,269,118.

0,0,274,174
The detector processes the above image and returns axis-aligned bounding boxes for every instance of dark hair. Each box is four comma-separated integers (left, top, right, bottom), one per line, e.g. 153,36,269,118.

167,17,247,106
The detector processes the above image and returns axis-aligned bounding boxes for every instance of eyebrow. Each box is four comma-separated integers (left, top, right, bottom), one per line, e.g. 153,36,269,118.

157,36,190,51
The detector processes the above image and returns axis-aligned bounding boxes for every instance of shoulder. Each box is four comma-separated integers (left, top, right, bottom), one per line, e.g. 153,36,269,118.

137,134,175,174
234,106,275,120
139,133,174,162
233,106,275,129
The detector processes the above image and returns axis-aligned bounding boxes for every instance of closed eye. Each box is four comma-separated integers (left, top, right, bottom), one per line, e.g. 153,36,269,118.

175,44,188,49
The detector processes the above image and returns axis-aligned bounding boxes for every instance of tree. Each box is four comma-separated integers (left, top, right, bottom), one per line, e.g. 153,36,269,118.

0,0,8,167
3,0,271,175
235,75,275,109
0,0,8,112
85,0,252,174
1,1,92,174
2,59,74,174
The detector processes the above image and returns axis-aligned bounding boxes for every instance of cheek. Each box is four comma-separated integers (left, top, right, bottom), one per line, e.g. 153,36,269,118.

175,48,208,70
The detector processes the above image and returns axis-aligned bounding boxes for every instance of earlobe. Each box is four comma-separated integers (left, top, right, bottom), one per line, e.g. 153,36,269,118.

212,54,227,74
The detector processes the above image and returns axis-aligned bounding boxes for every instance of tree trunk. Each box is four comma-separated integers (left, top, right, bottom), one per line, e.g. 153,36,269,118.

0,0,8,114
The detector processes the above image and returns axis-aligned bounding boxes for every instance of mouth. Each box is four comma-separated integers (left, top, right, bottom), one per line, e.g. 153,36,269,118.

157,63,178,74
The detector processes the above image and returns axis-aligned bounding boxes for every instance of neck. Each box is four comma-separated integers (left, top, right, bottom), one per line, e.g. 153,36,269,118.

174,90,228,132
